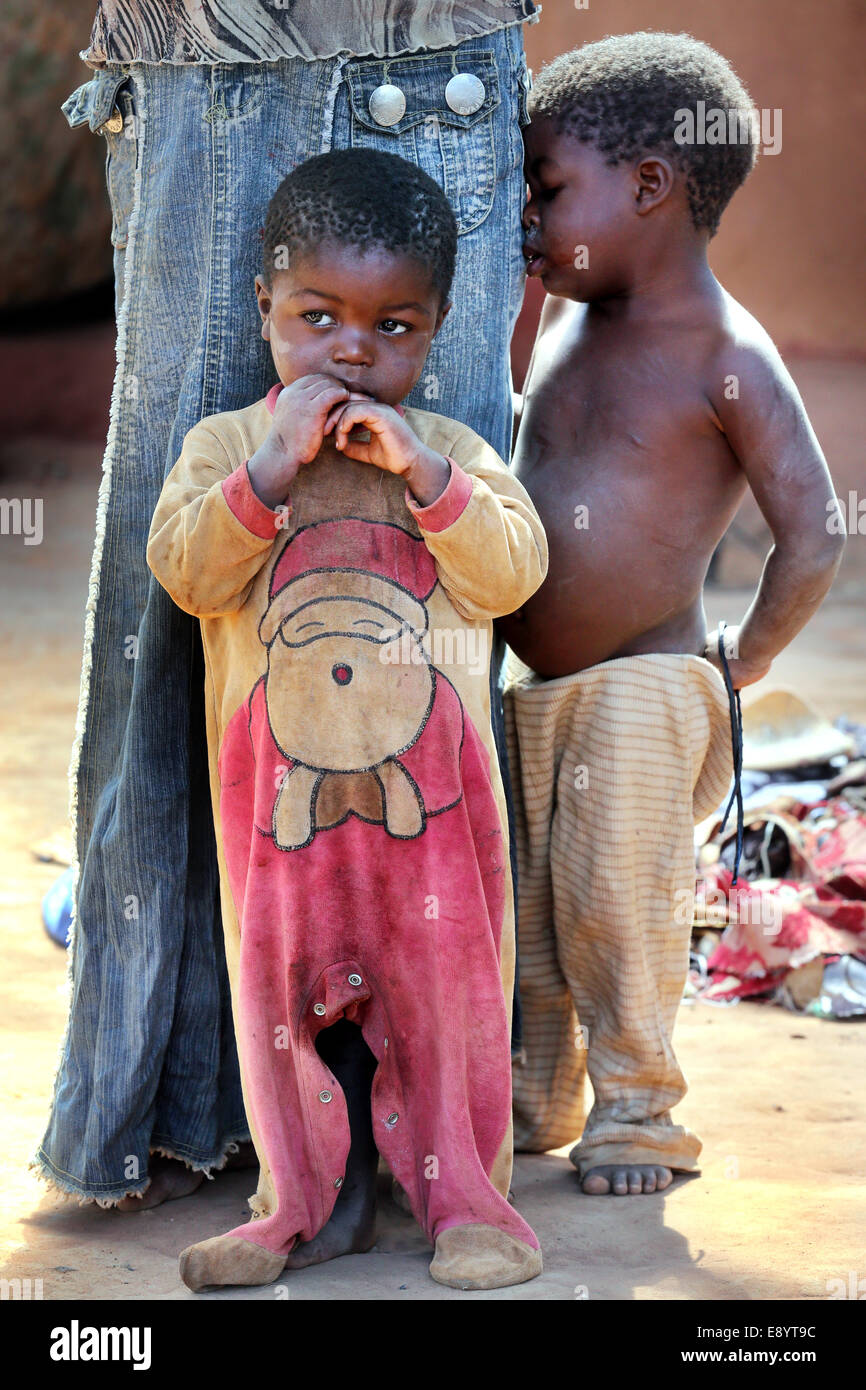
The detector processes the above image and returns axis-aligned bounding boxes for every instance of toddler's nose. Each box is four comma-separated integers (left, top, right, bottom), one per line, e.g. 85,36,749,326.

332,331,374,367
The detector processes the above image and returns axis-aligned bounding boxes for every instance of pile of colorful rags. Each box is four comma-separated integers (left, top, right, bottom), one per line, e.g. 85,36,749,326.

690,689,866,1017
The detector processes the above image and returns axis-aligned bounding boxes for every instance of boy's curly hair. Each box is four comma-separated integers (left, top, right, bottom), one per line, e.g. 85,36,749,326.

529,32,759,236
261,148,457,302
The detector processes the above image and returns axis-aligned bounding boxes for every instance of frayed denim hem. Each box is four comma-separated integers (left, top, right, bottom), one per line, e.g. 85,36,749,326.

28,1130,251,1207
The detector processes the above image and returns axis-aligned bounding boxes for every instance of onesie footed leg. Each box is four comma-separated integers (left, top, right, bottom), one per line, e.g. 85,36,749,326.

429,1225,542,1291
178,1236,286,1292
285,1018,378,1270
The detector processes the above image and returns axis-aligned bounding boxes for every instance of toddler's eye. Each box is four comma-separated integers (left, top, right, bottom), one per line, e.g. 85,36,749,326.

541,185,562,202
302,310,335,325
380,319,409,335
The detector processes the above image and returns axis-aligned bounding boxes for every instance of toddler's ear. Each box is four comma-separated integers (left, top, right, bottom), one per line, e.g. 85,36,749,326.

433,298,453,336
254,275,273,338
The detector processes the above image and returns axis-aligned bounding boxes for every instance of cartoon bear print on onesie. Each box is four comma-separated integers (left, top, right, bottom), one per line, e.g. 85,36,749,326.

258,518,453,850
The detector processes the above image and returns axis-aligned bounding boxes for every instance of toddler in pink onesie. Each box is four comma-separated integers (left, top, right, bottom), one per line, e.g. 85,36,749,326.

147,149,547,1291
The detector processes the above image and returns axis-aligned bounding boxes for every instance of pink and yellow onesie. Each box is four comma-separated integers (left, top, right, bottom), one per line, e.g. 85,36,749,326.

146,385,547,1289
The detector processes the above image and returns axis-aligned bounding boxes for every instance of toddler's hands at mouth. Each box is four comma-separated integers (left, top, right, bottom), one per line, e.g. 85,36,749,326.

331,398,451,507
247,373,367,507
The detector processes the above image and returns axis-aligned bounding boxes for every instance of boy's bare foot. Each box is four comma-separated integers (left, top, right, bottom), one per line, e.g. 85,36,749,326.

285,1016,378,1269
581,1164,673,1195
115,1157,204,1211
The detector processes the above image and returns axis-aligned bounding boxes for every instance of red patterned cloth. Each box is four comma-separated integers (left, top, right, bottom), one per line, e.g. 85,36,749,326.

698,795,866,1001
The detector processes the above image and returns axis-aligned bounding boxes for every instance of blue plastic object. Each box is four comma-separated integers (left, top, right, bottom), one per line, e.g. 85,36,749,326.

42,865,74,947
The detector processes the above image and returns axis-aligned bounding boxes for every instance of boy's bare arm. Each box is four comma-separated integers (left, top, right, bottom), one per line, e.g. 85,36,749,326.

706,331,845,686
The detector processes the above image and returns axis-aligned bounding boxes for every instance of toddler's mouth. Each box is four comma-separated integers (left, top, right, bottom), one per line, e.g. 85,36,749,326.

338,380,375,398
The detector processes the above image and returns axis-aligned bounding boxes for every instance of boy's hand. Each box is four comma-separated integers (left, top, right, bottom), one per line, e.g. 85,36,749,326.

247,374,367,508
703,625,771,690
332,399,451,507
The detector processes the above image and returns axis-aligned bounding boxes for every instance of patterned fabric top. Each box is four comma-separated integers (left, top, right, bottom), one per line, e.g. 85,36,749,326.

81,1,541,68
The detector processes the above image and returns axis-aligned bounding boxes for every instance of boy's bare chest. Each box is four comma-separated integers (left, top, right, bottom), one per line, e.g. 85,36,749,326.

518,315,718,479
511,315,745,600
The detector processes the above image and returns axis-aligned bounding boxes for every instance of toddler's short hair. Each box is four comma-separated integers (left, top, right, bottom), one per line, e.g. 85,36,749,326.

261,148,458,302
529,31,758,236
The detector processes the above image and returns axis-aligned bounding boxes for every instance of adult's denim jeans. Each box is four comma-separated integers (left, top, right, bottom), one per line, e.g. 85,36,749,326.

37,26,530,1201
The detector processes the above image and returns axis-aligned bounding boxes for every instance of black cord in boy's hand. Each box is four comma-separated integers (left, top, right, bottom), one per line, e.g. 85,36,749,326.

703,623,772,690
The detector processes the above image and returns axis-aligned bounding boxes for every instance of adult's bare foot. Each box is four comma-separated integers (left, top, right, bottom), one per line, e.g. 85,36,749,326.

581,1164,673,1195
223,1141,258,1171
115,1157,204,1211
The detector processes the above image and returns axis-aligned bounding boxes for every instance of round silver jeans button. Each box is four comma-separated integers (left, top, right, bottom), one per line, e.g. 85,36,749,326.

369,83,406,126
444,73,485,115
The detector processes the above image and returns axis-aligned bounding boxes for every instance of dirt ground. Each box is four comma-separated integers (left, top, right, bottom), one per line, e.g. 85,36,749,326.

1,460,864,1302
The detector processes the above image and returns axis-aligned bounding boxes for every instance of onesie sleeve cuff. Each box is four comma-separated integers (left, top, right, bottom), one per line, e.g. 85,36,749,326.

221,461,290,539
405,457,473,533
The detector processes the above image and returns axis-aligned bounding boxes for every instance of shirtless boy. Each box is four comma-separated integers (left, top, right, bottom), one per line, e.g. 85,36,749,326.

498,33,844,1196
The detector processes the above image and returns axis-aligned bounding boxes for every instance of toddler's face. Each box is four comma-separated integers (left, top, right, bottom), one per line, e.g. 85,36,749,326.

254,244,449,407
521,117,637,302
